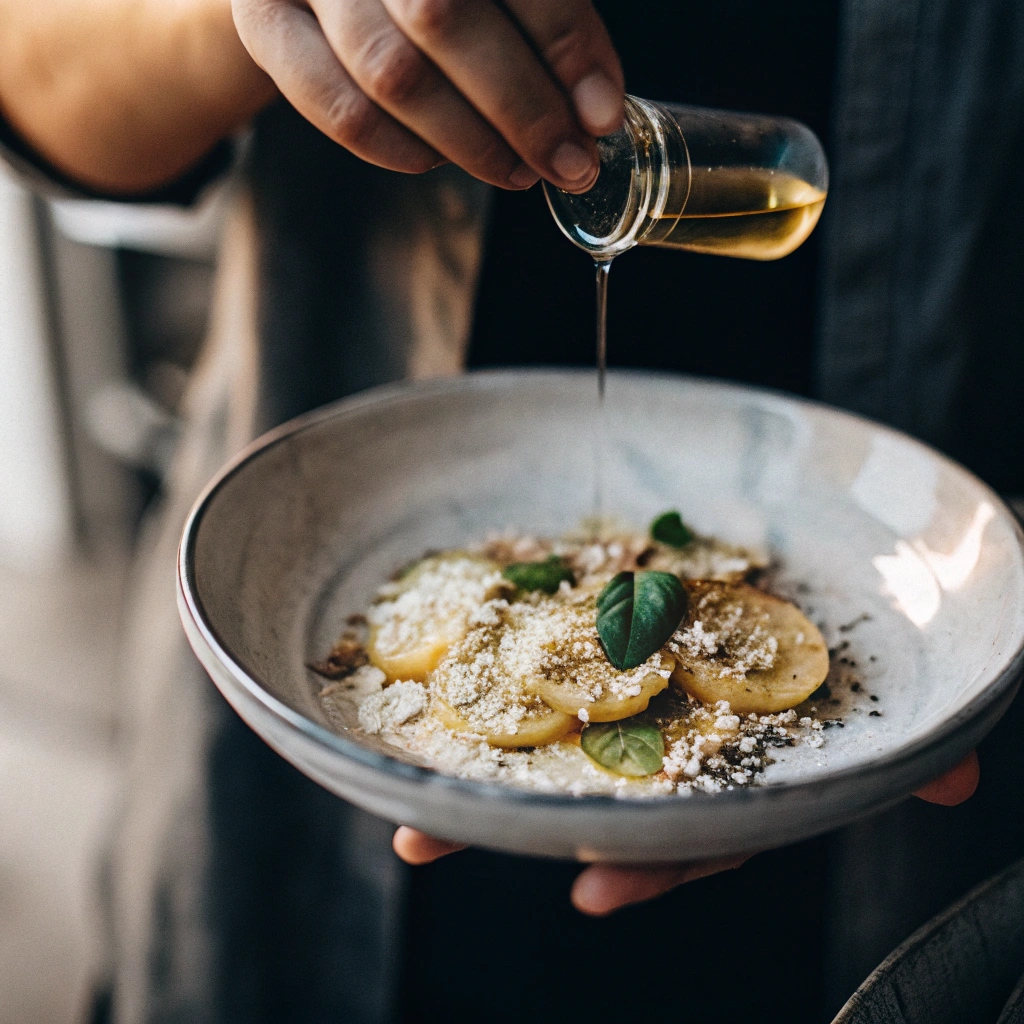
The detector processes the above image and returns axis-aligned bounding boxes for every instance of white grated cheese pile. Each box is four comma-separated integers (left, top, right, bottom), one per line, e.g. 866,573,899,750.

368,557,508,662
658,700,823,792
432,620,557,737
670,590,779,681
358,680,428,734
430,593,674,736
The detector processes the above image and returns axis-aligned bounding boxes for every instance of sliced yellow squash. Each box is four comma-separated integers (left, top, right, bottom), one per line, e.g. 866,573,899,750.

434,698,574,749
431,621,573,748
488,594,673,723
527,654,672,722
367,553,506,682
669,581,829,714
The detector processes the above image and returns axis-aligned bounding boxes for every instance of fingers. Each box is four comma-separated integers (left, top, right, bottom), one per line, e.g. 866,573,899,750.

393,826,467,864
571,854,751,917
913,750,980,806
232,0,441,173
236,0,624,190
503,0,624,135
380,0,602,191
309,0,537,188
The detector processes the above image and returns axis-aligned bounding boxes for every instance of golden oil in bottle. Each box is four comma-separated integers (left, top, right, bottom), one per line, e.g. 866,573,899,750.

544,96,828,262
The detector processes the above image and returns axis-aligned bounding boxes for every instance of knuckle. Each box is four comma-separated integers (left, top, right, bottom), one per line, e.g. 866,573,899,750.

251,0,292,33
323,89,382,153
232,0,285,49
541,22,592,76
395,0,468,38
360,35,431,106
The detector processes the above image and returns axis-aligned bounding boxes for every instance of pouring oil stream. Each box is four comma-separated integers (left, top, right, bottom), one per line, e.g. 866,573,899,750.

593,258,612,517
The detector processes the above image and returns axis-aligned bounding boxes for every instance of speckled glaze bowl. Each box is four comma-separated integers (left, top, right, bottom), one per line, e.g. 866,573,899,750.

177,371,1024,862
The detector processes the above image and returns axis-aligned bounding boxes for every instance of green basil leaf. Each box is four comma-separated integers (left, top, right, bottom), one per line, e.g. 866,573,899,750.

596,570,687,670
581,719,665,777
502,554,575,594
650,510,695,548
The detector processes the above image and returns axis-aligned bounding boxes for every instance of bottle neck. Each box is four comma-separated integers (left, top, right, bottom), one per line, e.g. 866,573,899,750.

543,97,689,259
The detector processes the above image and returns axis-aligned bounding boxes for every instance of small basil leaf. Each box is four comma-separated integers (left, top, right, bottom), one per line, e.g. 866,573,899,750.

581,719,665,777
651,510,695,548
502,554,575,594
596,570,688,670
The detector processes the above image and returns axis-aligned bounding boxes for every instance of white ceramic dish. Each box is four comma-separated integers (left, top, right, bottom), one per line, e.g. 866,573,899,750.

177,370,1024,862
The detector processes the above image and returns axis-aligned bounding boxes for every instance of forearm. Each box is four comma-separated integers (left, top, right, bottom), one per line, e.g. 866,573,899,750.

0,0,277,195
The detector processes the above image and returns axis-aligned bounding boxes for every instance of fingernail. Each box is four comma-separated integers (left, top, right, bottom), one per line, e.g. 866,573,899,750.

573,72,623,134
551,141,597,186
508,162,540,189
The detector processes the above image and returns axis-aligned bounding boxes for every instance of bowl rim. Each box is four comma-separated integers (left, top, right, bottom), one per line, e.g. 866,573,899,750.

177,368,1024,811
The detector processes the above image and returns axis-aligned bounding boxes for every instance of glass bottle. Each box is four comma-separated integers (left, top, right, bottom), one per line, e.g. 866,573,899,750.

544,96,828,261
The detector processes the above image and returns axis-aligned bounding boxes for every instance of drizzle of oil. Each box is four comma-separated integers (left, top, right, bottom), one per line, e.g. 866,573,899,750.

593,258,612,519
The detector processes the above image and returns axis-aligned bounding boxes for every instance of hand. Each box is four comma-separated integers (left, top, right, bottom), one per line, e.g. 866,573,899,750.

393,750,981,915
232,0,624,191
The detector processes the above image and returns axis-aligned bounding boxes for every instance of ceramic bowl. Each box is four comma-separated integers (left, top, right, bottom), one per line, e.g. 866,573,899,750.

177,370,1024,862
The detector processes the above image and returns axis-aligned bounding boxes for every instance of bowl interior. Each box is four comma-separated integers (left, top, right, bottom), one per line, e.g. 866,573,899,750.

189,371,1024,788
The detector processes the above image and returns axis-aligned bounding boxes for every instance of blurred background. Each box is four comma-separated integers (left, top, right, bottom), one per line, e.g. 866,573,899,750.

0,159,225,1023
